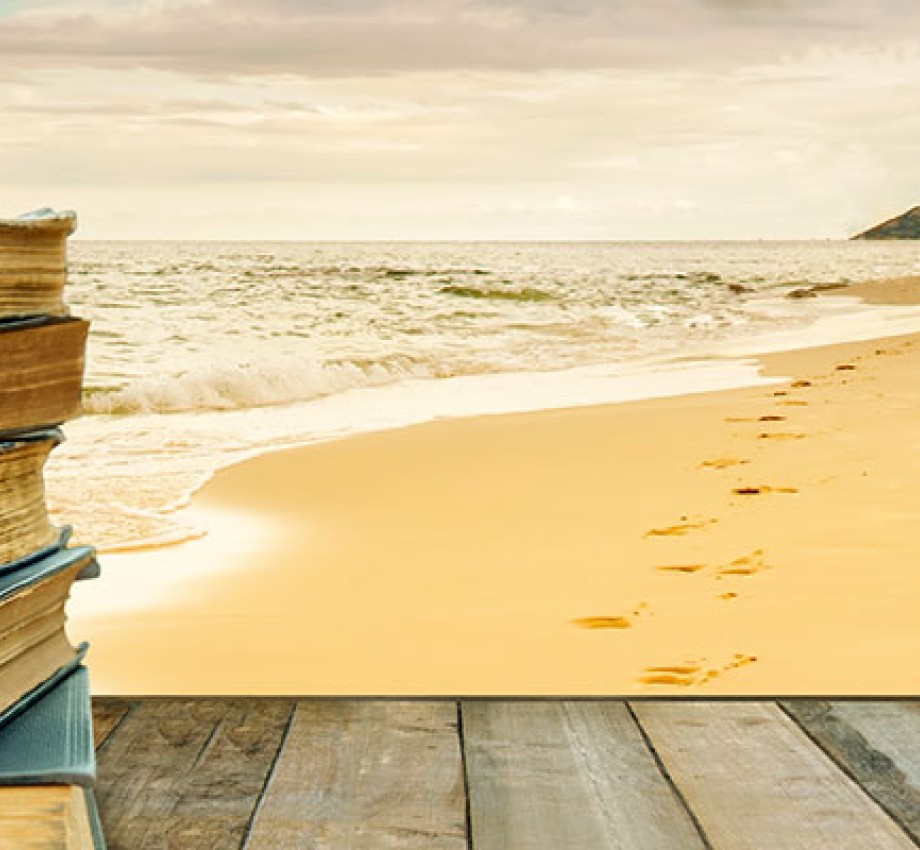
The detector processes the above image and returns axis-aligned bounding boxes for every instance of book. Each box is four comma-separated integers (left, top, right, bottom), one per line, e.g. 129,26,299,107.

0,209,76,320
0,666,94,785
0,785,101,848
0,317,88,437
0,632,96,850
0,547,96,721
0,647,87,731
0,431,63,568
0,659,99,848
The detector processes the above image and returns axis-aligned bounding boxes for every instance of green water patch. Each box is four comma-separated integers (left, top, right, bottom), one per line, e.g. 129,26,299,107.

439,284,555,303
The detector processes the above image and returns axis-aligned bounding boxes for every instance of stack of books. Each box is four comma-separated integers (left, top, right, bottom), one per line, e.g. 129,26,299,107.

0,209,104,848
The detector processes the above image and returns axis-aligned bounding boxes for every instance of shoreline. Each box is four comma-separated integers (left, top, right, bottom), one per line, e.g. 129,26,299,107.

64,276,920,558
69,278,920,694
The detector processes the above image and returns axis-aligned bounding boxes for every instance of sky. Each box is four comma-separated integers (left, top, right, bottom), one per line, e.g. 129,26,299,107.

0,0,918,240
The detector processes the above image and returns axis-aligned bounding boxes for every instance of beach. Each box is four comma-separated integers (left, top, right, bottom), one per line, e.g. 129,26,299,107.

68,277,920,695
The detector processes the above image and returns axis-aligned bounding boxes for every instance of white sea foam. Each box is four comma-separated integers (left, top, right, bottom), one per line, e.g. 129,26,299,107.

84,355,436,414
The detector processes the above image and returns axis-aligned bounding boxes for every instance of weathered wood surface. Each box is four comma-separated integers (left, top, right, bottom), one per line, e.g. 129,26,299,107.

633,701,917,849
90,698,131,749
92,699,920,850
94,698,293,850
462,700,705,849
784,700,920,844
244,701,467,850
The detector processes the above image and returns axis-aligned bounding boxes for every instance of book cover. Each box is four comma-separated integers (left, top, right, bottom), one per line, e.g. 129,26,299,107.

0,665,94,787
0,317,88,437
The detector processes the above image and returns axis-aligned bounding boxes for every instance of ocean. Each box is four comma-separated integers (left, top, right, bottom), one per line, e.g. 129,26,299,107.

48,239,920,550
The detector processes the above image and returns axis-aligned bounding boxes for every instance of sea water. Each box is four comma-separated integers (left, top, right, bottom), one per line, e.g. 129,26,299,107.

48,239,920,549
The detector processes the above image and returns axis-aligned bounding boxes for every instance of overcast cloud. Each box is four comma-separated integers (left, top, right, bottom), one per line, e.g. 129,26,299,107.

2,0,918,75
0,0,918,238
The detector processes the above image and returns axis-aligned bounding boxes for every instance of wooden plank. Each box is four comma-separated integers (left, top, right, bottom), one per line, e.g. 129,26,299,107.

95,698,293,850
244,700,467,850
633,701,917,849
91,698,133,749
783,700,920,844
461,700,706,850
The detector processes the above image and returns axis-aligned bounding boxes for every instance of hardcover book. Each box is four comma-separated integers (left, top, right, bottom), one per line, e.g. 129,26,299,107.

0,317,88,437
0,784,102,848
0,210,76,320
0,431,63,568
0,547,96,721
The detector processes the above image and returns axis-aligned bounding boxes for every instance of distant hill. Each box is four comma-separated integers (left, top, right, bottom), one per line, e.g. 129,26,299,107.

853,206,920,240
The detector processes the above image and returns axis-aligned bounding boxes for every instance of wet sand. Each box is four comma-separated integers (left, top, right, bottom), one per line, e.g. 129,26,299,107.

70,280,920,694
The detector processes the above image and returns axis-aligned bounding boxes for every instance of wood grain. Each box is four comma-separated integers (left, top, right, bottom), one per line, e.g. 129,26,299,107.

633,701,917,849
461,700,706,850
91,698,133,750
784,700,920,844
95,698,293,850
244,700,467,850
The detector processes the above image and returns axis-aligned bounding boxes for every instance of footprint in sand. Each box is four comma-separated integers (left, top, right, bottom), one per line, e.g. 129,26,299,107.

572,616,632,629
699,457,749,469
778,400,808,407
758,432,806,440
645,517,717,537
731,485,798,495
638,664,703,686
835,364,857,371
727,413,792,426
656,563,706,574
717,591,739,600
718,549,766,576
638,654,757,686
573,602,651,630
790,379,812,388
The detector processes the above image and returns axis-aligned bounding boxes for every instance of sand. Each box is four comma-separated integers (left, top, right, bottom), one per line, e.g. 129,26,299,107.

69,280,920,694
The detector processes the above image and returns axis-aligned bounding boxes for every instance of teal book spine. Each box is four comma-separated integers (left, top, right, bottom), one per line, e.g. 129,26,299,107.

0,665,95,786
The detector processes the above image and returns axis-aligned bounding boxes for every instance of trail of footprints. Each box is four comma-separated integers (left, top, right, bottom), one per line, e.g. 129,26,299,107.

655,547,767,578
572,343,910,687
634,374,814,685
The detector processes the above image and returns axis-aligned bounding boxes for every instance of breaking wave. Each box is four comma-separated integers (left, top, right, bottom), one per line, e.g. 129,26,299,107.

83,355,439,415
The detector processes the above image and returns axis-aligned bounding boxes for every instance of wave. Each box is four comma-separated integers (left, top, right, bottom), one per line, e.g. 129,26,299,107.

83,355,438,415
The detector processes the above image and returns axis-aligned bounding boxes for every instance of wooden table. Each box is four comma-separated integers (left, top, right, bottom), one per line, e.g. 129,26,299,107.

92,699,920,849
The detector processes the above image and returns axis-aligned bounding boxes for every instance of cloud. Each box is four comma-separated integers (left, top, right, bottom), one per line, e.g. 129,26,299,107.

1,0,918,238
0,0,917,77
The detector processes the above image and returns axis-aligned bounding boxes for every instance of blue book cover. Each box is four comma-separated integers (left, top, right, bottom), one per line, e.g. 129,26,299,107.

0,526,77,580
0,665,94,787
0,547,95,727
0,646,89,732
0,545,96,605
